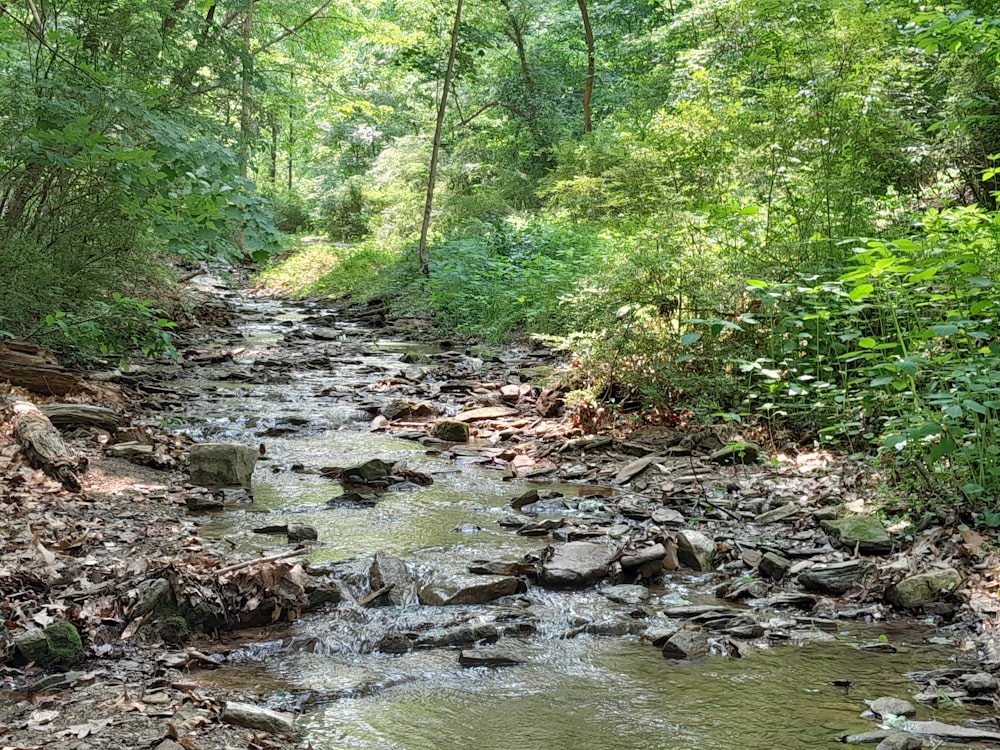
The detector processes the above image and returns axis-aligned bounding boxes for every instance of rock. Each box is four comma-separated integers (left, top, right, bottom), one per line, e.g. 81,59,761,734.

108,442,155,457
342,458,393,484
185,493,224,511
651,508,686,526
431,419,470,442
661,627,709,660
418,574,520,605
452,406,519,423
754,502,802,524
758,552,791,580
798,560,872,595
841,730,891,744
539,542,612,588
459,649,523,668
329,490,380,506
535,385,566,417
221,701,296,735
675,529,716,572
381,399,437,421
500,384,521,403
287,523,318,542
959,672,998,694
893,719,1000,742
886,568,961,608
867,697,917,718
823,515,893,555
600,584,650,604
613,456,657,485
875,734,923,750
708,442,761,465
369,551,418,606
620,544,667,571
13,621,85,665
188,442,258,488
468,559,536,576
375,630,412,654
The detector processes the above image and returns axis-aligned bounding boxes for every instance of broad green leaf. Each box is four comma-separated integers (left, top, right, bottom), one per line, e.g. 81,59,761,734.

680,332,702,346
858,337,877,348
849,284,874,301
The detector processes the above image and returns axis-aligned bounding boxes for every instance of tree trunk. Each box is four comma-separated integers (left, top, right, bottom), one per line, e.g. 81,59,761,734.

577,0,595,134
417,0,464,276
239,0,255,178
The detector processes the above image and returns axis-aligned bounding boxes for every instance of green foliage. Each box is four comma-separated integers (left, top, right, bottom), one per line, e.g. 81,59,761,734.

427,216,604,341
734,206,1000,502
39,296,177,365
265,188,313,234
317,178,372,241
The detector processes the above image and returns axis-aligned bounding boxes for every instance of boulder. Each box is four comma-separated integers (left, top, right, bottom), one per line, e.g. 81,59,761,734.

431,420,470,443
287,523,318,542
600,584,650,604
374,630,413,654
959,672,998,694
418,574,520,605
381,400,437,421
798,560,872,595
886,568,961,608
13,621,85,665
758,552,791,581
676,529,716,572
188,443,258,488
342,458,393,484
867,697,917,718
369,551,418,606
620,544,667,571
661,627,709,660
538,542,612,588
221,702,296,735
875,734,923,750
823,515,892,555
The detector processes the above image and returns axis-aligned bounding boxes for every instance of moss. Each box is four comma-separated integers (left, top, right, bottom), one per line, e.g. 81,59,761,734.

44,621,84,661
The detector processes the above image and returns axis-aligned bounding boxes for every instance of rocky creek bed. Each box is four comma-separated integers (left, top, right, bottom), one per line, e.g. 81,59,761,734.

2,270,1000,749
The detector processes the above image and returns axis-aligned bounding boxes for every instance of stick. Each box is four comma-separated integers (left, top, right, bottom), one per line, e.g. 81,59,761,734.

358,583,395,607
214,548,306,575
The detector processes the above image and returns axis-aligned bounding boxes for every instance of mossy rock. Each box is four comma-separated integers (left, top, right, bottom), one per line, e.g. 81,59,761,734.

431,420,470,443
151,616,191,646
822,515,892,555
14,621,85,665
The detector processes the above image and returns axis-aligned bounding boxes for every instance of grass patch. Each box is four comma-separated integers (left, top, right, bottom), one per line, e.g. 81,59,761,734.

255,236,415,302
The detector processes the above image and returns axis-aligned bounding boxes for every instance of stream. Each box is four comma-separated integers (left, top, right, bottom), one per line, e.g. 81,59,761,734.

162,277,976,749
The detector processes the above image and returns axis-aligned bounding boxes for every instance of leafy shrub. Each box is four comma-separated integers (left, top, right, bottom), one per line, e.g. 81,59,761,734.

317,178,371,241
729,206,1000,506
427,216,605,341
266,189,313,234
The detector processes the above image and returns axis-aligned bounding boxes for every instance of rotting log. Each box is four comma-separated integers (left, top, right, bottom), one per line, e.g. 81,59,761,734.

0,340,123,403
5,397,87,490
39,403,124,431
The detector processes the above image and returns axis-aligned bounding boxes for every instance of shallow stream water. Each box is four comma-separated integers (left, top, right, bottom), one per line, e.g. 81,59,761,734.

175,284,974,749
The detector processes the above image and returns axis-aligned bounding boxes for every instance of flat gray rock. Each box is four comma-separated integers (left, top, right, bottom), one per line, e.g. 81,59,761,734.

418,573,519,605
221,701,296,735
539,542,612,588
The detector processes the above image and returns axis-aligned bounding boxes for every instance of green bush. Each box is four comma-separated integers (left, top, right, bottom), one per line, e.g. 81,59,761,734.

427,216,605,341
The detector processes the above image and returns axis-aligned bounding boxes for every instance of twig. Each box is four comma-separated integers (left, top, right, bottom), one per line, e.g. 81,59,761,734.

214,548,305,575
179,269,206,283
358,583,394,607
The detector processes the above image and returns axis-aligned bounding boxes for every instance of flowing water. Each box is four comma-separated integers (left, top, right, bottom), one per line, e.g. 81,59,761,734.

174,283,975,749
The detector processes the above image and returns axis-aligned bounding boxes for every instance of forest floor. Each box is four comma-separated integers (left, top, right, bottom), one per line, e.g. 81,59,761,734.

2,270,1000,750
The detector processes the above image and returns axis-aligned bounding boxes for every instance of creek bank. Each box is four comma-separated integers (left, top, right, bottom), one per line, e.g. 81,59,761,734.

1,270,999,749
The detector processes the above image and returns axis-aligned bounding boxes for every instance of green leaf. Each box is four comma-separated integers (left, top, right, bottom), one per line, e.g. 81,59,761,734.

849,284,874,302
963,399,988,415
680,332,703,346
858,337,877,349
930,324,959,336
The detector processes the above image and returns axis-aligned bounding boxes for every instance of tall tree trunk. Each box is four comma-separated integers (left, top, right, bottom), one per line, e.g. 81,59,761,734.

577,0,595,134
417,0,463,276
268,110,278,183
239,0,255,178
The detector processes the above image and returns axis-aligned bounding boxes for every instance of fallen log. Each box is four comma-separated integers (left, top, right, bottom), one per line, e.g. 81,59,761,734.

5,397,87,490
38,403,124,431
0,340,124,403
